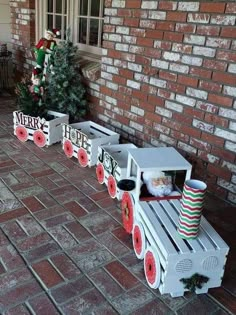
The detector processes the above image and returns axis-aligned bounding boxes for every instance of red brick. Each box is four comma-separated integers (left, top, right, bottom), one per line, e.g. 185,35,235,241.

0,207,28,223
190,138,211,152
217,50,236,62
51,277,93,304
197,25,220,36
30,168,55,178
137,37,154,47
158,1,177,11
145,112,162,124
125,0,141,9
29,293,59,315
207,164,231,181
156,21,175,31
100,86,113,96
171,130,189,142
167,12,187,22
167,82,186,94
103,25,115,32
113,74,126,85
190,67,212,79
103,41,115,49
0,280,42,309
130,28,146,37
162,118,181,130
173,112,192,125
148,95,164,106
89,268,124,299
66,221,92,242
124,17,139,27
145,30,163,39
61,288,106,314
175,23,196,33
178,75,198,87
211,147,235,163
226,3,236,13
33,260,63,288
50,253,81,280
21,196,44,212
24,242,60,263
0,230,10,246
5,304,31,315
0,261,5,274
159,70,177,82
2,221,27,241
119,68,134,79
200,3,226,13
203,60,227,72
64,200,88,218
16,233,52,252
199,80,222,93
105,260,139,289
132,89,148,101
208,94,233,107
163,31,183,42
112,226,133,249
204,113,229,128
108,49,121,59
212,72,236,86
201,132,225,147
184,107,204,120
181,125,201,138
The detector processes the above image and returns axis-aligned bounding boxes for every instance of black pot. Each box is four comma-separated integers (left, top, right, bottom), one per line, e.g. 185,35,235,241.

117,179,135,191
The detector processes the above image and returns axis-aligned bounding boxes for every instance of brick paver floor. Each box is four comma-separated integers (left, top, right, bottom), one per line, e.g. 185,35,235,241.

0,94,235,314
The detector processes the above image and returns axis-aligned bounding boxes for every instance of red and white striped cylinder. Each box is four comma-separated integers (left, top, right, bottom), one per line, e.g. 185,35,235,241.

177,179,207,239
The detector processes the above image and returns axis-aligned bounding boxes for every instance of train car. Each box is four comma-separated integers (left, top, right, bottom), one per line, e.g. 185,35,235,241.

96,143,137,199
119,147,229,297
13,110,69,147
62,121,119,167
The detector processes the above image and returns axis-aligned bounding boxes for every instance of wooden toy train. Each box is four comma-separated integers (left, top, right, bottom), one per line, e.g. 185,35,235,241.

14,116,229,297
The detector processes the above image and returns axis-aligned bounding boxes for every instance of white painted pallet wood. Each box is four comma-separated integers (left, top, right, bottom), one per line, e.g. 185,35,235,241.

134,198,229,297
96,143,137,199
120,147,229,297
62,121,119,167
13,110,69,147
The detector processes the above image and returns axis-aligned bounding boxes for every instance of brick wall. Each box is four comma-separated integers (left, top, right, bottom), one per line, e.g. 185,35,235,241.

9,0,236,204
96,1,236,204
10,0,35,80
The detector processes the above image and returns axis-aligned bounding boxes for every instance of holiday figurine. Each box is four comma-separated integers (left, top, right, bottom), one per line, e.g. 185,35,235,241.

29,68,44,103
34,29,60,70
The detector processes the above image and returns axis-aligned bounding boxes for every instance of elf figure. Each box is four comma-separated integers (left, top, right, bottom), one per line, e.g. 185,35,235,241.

29,68,44,103
34,29,60,70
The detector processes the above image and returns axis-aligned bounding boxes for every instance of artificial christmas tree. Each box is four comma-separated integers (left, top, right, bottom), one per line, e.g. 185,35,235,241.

47,31,87,122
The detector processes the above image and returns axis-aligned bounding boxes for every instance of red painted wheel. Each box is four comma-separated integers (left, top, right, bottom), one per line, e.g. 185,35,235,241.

77,147,88,167
144,246,161,289
108,175,117,199
121,192,134,234
33,130,46,147
63,139,74,158
15,125,28,142
96,163,105,184
132,221,146,259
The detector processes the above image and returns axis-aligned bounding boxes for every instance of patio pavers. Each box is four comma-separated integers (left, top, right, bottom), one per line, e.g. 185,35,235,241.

0,95,235,314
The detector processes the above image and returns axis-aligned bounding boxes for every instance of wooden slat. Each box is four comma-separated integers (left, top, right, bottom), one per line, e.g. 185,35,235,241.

139,201,178,257
150,200,190,254
166,199,203,252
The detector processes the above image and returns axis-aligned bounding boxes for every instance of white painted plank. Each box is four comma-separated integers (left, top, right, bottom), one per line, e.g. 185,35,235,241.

150,200,190,254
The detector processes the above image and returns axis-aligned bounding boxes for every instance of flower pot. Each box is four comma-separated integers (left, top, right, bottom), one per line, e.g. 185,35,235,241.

13,110,69,147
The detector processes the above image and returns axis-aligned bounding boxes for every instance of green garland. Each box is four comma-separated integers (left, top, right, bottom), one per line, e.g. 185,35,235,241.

180,273,209,292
